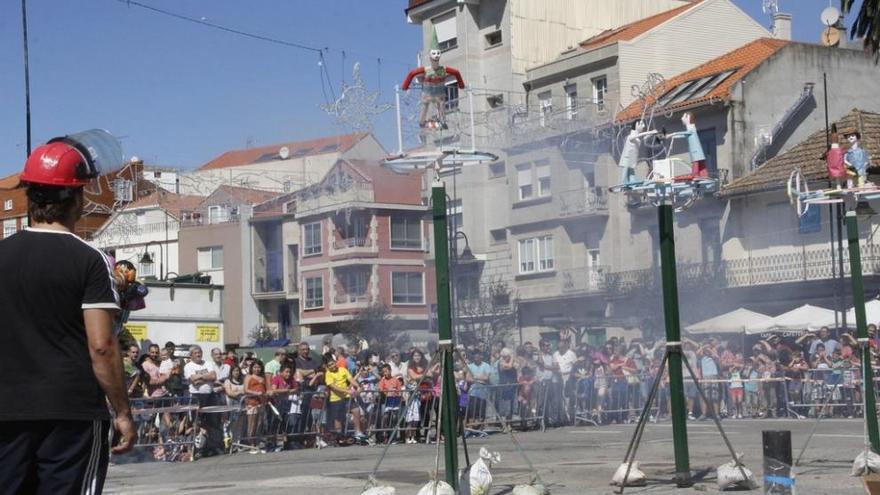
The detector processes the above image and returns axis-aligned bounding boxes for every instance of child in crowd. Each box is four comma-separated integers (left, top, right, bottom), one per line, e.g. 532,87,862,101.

378,364,402,442
743,360,760,418
728,362,744,419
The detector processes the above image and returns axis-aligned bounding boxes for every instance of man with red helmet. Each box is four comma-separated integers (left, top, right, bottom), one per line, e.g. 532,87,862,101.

0,137,135,494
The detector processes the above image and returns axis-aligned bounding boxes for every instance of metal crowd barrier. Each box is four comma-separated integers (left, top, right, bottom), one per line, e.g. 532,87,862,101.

121,396,200,462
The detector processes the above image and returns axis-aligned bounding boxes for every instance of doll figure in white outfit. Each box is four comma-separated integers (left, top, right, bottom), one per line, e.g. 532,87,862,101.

617,119,658,185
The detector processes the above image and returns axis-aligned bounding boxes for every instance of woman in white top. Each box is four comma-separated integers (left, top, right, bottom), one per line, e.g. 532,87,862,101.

224,365,246,407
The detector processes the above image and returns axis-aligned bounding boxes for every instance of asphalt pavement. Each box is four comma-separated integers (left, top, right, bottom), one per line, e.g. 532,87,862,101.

106,418,870,494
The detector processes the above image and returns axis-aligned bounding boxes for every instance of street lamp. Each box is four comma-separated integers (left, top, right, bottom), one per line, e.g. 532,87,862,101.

450,230,477,342
140,241,164,280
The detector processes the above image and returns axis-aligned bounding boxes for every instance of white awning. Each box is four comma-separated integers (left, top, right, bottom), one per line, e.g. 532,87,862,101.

745,304,837,335
685,308,771,335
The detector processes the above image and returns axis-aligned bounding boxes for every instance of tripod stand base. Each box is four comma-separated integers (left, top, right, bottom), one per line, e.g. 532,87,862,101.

674,472,693,488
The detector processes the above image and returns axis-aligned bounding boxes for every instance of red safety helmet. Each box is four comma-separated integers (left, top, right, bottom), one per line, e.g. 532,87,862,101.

20,140,96,188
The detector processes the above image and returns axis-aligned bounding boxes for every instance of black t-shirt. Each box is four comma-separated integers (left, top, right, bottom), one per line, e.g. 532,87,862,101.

0,229,119,421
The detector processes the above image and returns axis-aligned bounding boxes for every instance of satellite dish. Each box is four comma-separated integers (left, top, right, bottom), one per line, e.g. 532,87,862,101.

279,146,290,159
821,6,840,27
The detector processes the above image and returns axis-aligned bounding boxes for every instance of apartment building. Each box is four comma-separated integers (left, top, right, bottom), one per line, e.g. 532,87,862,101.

180,133,386,195
262,159,435,338
177,185,280,346
91,189,204,279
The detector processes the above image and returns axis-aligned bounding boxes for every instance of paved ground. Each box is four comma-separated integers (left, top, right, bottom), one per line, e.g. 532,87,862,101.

106,418,870,494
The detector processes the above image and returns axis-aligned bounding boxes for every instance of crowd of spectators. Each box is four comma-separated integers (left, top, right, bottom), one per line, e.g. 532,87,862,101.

121,324,880,458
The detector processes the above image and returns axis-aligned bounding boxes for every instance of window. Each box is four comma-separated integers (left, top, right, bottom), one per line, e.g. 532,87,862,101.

536,161,551,197
538,91,552,126
489,161,506,179
3,219,16,238
339,215,366,241
304,222,322,255
342,271,368,298
20,216,28,229
197,246,223,270
518,235,554,274
565,83,577,120
208,205,228,224
592,76,607,112
517,164,533,200
304,276,323,309
518,238,535,273
139,257,155,277
445,80,459,111
490,229,507,244
391,216,422,249
447,199,462,231
433,12,457,51
392,272,424,304
3,199,12,211
485,30,502,48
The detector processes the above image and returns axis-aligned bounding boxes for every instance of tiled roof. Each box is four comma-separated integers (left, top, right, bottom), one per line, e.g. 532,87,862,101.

196,132,368,171
616,38,788,122
345,159,425,205
719,108,880,198
0,173,20,190
213,184,280,205
578,1,702,52
127,190,205,218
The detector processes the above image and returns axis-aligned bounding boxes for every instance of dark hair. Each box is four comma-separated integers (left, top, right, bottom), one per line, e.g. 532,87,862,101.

322,352,336,366
381,364,391,372
148,344,160,352
250,359,265,377
26,185,82,224
229,365,243,385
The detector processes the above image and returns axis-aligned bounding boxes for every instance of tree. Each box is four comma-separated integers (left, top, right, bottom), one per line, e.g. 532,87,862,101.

339,304,410,354
842,0,880,62
455,278,518,345
248,325,274,347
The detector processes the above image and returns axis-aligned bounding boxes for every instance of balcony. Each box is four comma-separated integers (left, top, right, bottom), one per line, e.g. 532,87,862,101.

180,210,241,228
605,243,880,296
558,187,609,219
515,266,606,301
93,220,180,247
333,237,372,250
332,293,370,310
297,182,374,217
253,249,285,300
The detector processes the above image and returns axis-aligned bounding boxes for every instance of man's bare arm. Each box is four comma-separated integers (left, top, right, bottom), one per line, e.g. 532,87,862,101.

84,308,136,453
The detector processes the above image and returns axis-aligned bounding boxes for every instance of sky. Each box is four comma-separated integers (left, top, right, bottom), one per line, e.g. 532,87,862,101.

0,0,861,177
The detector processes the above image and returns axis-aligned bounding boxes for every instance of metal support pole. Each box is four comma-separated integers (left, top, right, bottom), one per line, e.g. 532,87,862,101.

468,88,476,152
21,0,32,156
846,210,880,453
432,182,459,488
395,85,404,155
658,202,691,486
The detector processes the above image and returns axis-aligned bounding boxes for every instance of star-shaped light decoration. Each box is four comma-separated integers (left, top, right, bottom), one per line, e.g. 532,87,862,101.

321,62,392,131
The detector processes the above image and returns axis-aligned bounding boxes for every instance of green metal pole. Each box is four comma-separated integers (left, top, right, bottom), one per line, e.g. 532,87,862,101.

845,210,880,453
432,182,459,488
658,202,692,486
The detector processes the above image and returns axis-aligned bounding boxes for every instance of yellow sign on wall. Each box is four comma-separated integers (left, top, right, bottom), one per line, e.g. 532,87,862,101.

195,324,220,342
123,323,148,341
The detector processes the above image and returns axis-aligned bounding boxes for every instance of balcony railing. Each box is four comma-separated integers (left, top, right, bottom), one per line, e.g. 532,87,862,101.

298,182,374,215
333,237,372,250
180,211,241,227
516,266,606,300
334,293,369,305
558,187,609,218
605,243,880,296
94,220,179,245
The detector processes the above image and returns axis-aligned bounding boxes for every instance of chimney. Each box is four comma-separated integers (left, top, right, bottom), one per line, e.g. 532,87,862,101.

772,12,792,40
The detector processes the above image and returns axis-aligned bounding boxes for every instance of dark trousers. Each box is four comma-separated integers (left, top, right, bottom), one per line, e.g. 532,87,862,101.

0,419,110,495
193,393,223,452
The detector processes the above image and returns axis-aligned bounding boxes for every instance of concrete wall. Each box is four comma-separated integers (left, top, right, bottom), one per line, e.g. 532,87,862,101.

179,220,243,343
126,283,224,349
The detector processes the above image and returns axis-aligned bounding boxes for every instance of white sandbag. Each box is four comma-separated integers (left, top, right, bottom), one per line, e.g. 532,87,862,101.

468,447,501,495
716,460,758,490
512,483,549,495
851,450,880,476
611,462,647,487
416,480,455,495
362,487,396,495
